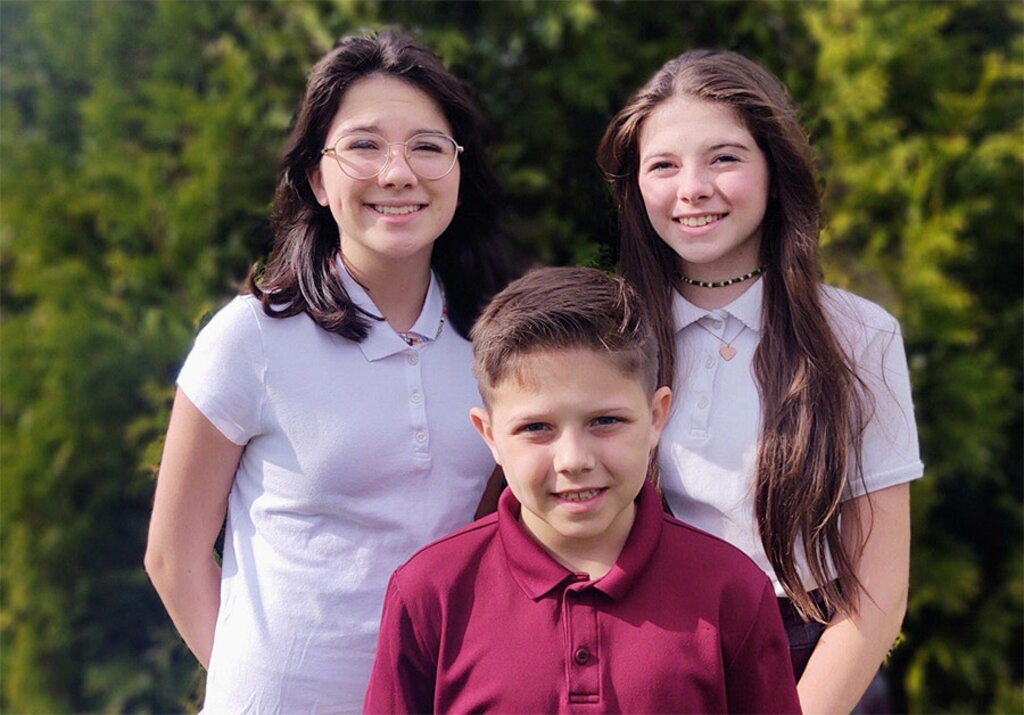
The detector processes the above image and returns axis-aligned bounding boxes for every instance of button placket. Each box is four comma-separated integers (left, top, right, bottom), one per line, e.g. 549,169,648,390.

687,335,718,438
564,582,600,704
404,349,430,457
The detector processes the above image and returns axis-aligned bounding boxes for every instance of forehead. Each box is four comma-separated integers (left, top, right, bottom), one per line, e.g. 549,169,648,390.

327,74,451,137
493,348,645,400
640,94,753,150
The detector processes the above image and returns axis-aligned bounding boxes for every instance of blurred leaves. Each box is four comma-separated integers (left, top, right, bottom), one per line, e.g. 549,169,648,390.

1,1,1020,712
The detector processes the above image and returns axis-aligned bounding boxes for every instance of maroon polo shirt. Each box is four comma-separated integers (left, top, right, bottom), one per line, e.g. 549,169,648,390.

364,480,800,714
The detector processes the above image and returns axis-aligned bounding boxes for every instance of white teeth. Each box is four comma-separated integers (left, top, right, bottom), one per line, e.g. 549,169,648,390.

561,489,602,502
677,214,723,227
372,204,421,215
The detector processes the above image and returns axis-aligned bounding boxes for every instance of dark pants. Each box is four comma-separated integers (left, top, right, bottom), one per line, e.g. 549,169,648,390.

777,589,892,714
777,590,829,680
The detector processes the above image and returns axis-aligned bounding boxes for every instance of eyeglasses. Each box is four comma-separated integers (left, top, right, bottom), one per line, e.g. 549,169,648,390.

321,132,464,181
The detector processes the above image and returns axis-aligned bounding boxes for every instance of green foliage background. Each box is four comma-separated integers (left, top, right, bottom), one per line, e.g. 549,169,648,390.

1,1,1020,712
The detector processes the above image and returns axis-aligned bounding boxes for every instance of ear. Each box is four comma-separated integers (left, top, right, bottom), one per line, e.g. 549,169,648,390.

308,166,330,207
647,386,673,451
470,406,502,465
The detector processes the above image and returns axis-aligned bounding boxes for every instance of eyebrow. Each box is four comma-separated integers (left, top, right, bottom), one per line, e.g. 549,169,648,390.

708,141,753,152
340,124,449,136
640,141,753,163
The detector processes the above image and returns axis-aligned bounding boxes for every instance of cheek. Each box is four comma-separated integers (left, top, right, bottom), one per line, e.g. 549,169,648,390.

638,178,672,218
722,171,769,209
321,179,360,218
439,174,461,212
503,447,548,485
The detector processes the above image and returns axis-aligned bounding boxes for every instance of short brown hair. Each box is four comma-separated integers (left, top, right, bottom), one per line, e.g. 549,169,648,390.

471,266,659,404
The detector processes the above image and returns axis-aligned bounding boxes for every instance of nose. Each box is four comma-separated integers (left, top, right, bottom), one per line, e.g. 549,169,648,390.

676,163,712,204
378,143,418,188
553,430,595,475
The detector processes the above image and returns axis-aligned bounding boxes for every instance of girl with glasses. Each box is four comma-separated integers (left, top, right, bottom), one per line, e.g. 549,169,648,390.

598,50,923,713
145,30,513,711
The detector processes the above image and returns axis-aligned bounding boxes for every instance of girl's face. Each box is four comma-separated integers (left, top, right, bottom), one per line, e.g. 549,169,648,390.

637,95,770,281
309,75,460,275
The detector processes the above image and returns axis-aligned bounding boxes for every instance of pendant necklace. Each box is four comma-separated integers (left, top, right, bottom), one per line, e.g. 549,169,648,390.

694,320,747,361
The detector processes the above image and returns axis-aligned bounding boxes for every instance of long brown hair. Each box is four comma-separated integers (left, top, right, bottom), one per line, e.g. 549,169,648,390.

249,29,511,340
597,49,868,622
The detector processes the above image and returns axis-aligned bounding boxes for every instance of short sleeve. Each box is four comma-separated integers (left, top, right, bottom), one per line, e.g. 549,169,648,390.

363,572,437,714
824,290,925,499
855,316,923,496
724,580,801,714
177,296,265,445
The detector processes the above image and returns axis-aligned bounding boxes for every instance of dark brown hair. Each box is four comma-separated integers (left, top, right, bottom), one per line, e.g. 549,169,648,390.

471,266,659,406
248,29,511,339
597,49,868,622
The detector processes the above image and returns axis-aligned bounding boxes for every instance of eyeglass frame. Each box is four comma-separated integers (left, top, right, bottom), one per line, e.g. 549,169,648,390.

320,131,464,181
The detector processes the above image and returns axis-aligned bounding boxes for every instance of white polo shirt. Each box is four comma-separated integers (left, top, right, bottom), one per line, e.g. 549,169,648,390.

659,279,924,596
178,267,494,713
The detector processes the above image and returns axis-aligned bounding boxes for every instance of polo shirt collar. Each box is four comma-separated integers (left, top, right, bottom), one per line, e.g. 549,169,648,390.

497,479,664,602
594,479,663,600
337,262,445,362
671,277,764,334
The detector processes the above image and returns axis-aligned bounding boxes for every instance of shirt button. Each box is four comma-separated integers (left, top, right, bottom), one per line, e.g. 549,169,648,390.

704,356,715,369
415,431,427,444
410,391,422,405
697,396,709,410
406,352,419,366
573,647,590,665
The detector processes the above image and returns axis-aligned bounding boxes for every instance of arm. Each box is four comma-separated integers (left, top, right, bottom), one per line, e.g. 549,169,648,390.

796,483,911,714
726,581,802,714
363,574,437,714
144,389,243,669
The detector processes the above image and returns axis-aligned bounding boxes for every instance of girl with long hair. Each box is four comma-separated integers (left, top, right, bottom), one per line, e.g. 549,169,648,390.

598,50,923,712
145,30,512,711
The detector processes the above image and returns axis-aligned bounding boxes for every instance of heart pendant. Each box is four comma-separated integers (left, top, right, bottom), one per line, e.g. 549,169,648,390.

719,345,737,361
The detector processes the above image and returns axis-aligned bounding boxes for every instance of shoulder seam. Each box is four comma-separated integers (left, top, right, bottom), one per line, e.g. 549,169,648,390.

659,515,766,572
239,297,269,434
398,514,499,565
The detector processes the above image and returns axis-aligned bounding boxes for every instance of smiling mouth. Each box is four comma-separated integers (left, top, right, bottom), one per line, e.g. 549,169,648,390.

675,213,725,227
557,488,605,502
369,204,426,216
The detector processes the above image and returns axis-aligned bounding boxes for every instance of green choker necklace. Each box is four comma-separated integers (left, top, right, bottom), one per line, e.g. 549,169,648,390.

678,267,763,289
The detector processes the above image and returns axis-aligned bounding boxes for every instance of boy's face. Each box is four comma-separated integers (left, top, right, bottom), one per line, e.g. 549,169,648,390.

471,348,672,565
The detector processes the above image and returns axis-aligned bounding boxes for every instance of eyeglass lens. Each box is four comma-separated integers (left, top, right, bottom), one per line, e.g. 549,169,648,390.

330,133,459,180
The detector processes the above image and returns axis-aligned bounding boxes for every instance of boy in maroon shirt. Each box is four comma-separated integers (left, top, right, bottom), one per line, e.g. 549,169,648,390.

364,267,800,714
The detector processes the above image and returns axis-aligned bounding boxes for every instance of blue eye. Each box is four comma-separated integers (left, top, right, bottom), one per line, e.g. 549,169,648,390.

592,416,622,427
517,422,548,433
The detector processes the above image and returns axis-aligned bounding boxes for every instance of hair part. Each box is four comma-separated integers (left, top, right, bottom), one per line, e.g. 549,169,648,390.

471,266,660,408
247,28,511,340
598,49,870,623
